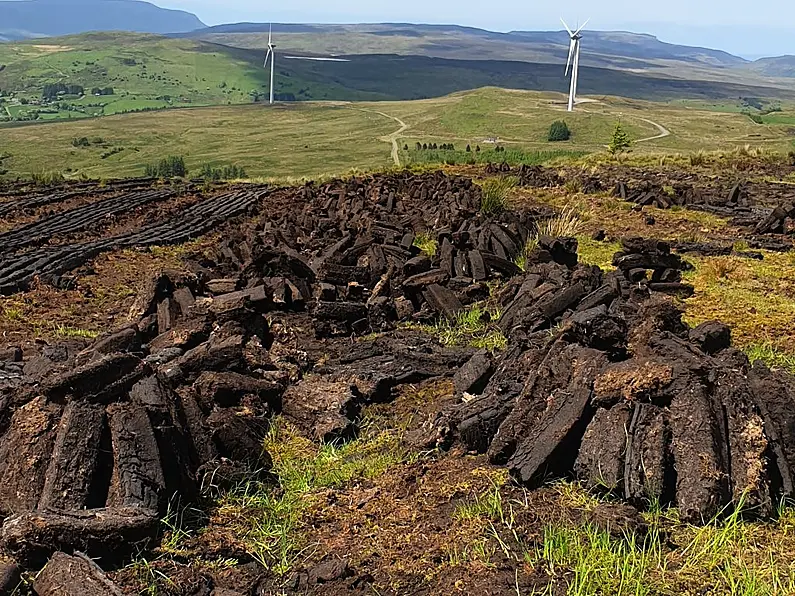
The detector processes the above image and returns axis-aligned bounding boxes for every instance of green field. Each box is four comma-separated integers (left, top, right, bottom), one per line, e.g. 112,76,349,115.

1,87,794,181
0,33,273,120
0,103,397,179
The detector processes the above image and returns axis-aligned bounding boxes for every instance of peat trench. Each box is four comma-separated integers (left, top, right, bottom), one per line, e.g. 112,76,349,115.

1,171,795,593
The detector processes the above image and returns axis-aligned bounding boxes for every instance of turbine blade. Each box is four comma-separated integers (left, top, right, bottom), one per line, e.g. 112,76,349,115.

268,23,272,44
565,39,575,75
264,48,271,67
560,17,573,37
574,18,590,36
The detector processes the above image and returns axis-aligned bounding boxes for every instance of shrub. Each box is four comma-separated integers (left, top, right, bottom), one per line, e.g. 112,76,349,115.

71,137,90,148
548,120,571,142
608,122,632,156
743,111,764,124
198,163,247,181
144,156,188,178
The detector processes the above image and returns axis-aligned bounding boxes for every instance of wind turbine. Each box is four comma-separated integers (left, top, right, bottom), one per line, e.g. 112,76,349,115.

264,24,275,104
561,17,589,112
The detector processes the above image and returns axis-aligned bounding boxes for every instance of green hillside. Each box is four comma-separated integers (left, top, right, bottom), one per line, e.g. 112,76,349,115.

1,32,795,126
0,33,273,121
1,88,793,182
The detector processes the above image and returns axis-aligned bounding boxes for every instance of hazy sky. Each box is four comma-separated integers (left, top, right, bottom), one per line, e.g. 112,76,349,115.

157,0,794,58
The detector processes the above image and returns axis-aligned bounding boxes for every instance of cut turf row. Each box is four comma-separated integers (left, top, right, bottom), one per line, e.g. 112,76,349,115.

0,188,267,295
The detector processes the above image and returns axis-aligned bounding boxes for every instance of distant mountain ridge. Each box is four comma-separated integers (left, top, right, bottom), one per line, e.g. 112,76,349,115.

0,0,204,40
508,30,747,67
192,22,748,66
751,55,795,78
190,23,795,82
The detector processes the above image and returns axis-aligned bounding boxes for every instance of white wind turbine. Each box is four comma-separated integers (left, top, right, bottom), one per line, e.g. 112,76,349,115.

561,17,589,112
264,24,276,104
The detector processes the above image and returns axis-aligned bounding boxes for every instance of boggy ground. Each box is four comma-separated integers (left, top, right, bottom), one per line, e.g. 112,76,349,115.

107,381,795,596
3,161,795,595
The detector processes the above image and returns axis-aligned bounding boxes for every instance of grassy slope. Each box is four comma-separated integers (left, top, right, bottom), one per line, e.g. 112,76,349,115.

0,33,276,115
0,103,397,179
1,87,794,180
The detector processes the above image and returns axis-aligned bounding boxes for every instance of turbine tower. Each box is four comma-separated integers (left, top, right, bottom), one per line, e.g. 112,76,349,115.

264,24,276,104
561,18,589,112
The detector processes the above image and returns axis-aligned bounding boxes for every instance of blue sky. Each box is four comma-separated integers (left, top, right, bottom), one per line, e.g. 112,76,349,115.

158,0,794,58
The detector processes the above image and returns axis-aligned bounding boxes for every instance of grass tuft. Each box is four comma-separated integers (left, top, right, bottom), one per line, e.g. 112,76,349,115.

689,149,708,166
413,231,439,257
479,176,518,216
516,207,583,271
52,324,100,339
744,343,795,374
536,206,583,239
410,304,507,351
1,306,24,321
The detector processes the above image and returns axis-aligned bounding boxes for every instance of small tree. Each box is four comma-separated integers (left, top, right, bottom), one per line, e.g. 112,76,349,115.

466,144,471,152
608,121,632,156
415,142,422,151
548,120,571,142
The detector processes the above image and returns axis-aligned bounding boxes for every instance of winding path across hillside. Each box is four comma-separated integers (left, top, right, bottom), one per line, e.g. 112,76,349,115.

347,106,409,166
373,110,409,166
634,117,671,143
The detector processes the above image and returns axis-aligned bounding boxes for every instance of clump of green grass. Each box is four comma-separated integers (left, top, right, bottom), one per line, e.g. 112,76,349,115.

530,522,668,594
125,558,173,596
1,305,24,321
217,420,410,574
690,149,708,166
576,238,621,271
479,176,518,216
52,325,100,339
744,343,795,374
413,231,438,257
413,304,507,351
30,170,65,185
456,480,795,595
454,482,507,523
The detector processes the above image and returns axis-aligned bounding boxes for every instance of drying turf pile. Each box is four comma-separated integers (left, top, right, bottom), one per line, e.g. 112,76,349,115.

1,170,795,592
435,237,795,524
490,162,795,240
